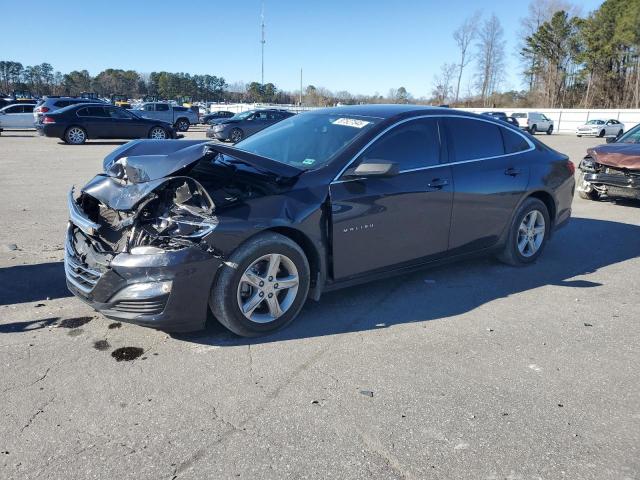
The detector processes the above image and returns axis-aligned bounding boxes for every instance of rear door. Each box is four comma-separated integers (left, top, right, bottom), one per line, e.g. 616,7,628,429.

444,117,531,254
329,117,453,279
155,103,172,123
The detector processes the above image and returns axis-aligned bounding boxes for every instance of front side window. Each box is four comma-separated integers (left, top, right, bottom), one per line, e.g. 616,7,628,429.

5,105,21,113
106,107,132,119
358,118,440,171
447,118,504,161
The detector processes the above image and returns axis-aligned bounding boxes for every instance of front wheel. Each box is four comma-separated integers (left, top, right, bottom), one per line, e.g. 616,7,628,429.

617,129,624,138
64,126,87,145
175,118,190,132
598,129,605,138
230,127,244,143
497,198,550,266
546,125,553,135
210,232,310,337
149,126,168,139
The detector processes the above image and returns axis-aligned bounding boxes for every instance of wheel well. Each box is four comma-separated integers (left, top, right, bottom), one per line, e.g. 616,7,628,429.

528,191,556,226
266,226,321,289
175,117,189,124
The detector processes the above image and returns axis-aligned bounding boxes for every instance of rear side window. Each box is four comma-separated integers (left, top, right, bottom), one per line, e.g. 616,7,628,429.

78,106,107,117
446,118,504,161
156,104,169,111
501,127,530,154
360,118,440,170
174,106,187,112
54,100,70,107
22,105,35,113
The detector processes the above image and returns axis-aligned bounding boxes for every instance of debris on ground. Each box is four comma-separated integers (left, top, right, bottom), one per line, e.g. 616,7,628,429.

108,322,122,329
359,390,374,398
34,303,45,308
1,243,19,252
584,322,593,327
111,347,144,362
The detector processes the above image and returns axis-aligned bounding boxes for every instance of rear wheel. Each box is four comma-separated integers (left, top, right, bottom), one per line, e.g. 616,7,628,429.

529,125,537,135
175,118,190,132
210,232,310,337
497,198,550,266
149,126,168,139
230,127,244,143
64,126,87,145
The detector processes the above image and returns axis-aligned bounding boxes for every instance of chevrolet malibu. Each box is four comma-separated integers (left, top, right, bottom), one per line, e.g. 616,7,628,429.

65,105,575,337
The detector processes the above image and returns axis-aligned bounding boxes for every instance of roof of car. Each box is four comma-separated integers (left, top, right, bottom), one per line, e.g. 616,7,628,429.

309,104,454,119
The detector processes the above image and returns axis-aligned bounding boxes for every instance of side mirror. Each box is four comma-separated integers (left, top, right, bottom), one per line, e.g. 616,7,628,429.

605,136,617,143
347,159,399,178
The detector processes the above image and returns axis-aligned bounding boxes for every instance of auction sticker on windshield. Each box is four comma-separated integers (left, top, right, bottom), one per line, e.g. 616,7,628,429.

331,118,371,128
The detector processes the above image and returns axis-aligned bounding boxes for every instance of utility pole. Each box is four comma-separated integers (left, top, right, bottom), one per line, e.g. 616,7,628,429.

299,68,303,106
260,1,265,86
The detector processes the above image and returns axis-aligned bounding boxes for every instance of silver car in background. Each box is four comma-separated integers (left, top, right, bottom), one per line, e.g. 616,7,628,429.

0,103,37,134
130,102,199,132
575,119,625,138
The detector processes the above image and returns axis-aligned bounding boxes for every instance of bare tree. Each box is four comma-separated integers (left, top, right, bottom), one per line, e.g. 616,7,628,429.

476,14,506,106
452,12,481,104
432,63,458,104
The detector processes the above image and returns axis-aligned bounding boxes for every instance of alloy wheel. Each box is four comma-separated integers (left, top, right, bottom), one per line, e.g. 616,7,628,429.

230,129,243,143
67,127,85,144
236,253,299,323
150,127,167,139
517,210,545,258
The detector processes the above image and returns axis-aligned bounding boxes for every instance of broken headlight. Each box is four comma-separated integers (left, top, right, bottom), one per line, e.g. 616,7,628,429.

579,157,596,172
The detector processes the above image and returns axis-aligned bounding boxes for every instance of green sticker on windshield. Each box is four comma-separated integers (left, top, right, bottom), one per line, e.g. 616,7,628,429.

303,159,316,165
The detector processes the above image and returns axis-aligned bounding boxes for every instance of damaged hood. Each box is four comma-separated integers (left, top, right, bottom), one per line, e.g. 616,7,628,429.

103,139,303,184
588,144,640,170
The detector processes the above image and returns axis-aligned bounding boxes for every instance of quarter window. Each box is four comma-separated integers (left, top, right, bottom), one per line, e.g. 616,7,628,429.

446,118,504,162
501,127,530,154
359,118,440,170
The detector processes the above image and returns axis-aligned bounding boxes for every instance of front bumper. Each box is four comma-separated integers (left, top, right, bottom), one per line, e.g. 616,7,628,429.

206,128,228,140
576,129,599,136
579,169,640,200
64,225,222,332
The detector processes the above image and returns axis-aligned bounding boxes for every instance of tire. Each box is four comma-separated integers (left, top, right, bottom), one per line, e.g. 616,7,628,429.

577,135,582,137
497,197,550,266
230,127,244,143
546,125,553,135
529,125,537,135
149,126,168,139
617,129,623,138
175,118,190,132
210,232,310,337
598,129,605,138
64,126,87,145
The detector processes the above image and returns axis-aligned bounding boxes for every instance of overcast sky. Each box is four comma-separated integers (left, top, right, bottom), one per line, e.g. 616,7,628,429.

3,0,605,97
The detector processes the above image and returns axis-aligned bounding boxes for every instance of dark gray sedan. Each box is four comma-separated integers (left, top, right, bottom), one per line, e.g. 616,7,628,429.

206,108,294,142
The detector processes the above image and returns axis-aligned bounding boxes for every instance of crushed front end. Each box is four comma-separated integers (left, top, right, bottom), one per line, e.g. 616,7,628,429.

578,156,640,200
65,159,223,332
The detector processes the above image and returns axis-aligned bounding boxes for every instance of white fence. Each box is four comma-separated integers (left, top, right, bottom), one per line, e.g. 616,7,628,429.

203,103,640,133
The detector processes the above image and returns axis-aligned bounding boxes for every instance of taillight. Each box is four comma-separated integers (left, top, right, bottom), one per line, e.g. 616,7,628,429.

566,160,575,175
41,106,50,113
43,116,55,124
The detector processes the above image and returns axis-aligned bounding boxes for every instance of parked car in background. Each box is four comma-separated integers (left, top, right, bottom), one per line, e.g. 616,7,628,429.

201,110,235,125
206,109,294,142
131,102,199,132
483,111,508,121
37,103,177,144
65,105,574,336
33,96,106,124
577,123,640,201
504,116,520,128
575,119,625,138
0,103,36,134
511,112,554,135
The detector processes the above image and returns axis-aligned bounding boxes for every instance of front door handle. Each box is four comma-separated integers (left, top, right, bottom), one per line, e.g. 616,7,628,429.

427,178,449,190
504,167,522,177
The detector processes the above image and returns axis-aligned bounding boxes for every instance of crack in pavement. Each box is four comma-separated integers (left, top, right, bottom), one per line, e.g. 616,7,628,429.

20,397,54,433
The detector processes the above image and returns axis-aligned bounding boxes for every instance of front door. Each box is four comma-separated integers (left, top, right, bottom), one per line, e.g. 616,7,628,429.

329,117,453,280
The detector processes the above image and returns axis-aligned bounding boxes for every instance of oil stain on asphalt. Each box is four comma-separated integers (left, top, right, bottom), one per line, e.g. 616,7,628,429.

111,347,144,362
93,340,110,351
58,317,93,329
108,322,122,329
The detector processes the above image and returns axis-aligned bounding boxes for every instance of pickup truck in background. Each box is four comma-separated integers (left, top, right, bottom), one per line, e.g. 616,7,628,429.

130,102,199,132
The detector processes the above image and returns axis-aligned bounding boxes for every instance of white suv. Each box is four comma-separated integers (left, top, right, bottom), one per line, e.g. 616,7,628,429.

510,112,554,135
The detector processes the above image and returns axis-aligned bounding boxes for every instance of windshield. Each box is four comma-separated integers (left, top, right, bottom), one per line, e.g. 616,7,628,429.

586,120,604,125
616,124,640,144
233,112,381,170
231,110,255,120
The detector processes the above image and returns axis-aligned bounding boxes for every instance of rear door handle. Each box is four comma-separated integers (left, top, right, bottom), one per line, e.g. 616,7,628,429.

504,167,522,177
427,178,449,190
